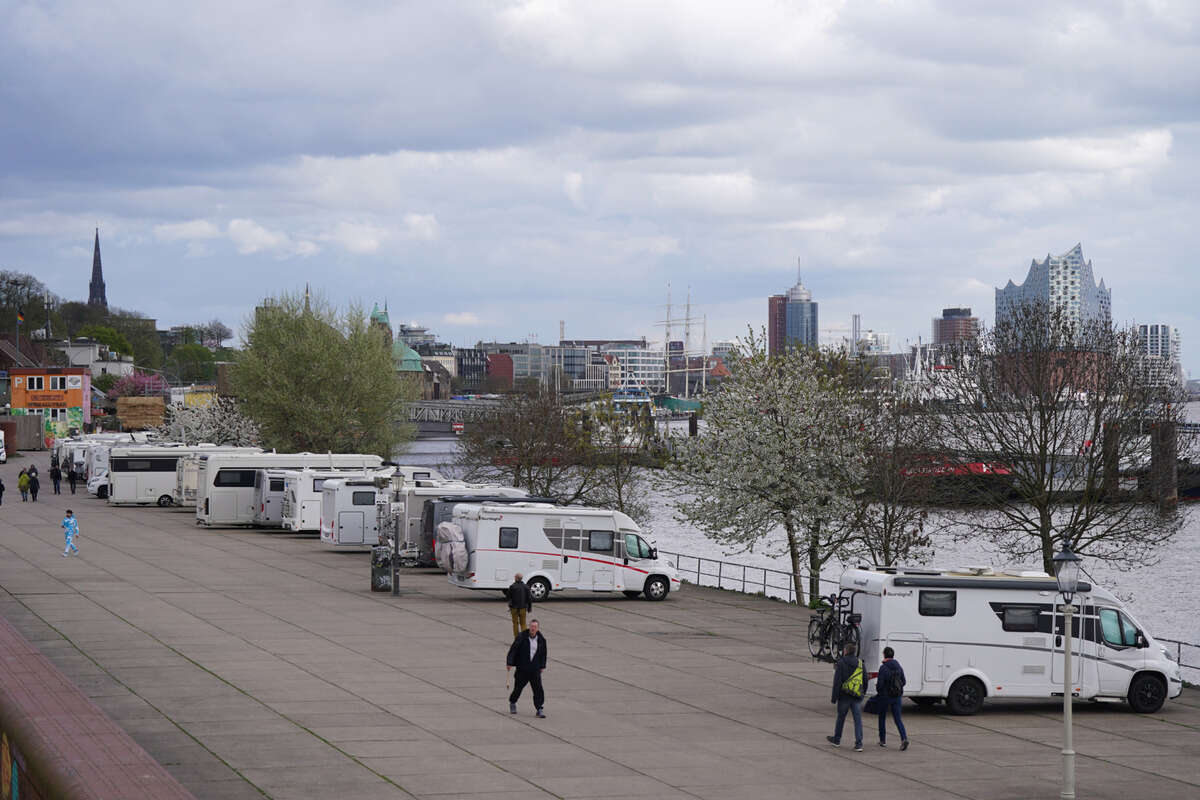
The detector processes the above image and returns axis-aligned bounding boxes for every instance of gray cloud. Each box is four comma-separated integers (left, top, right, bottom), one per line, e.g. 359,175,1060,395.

1,0,1198,372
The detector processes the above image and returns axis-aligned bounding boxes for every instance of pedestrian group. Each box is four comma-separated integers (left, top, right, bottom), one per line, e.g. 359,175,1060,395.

828,642,909,752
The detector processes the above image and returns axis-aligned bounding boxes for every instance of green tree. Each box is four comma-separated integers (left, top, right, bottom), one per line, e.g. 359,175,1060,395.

232,292,417,458
92,373,119,394
77,324,134,355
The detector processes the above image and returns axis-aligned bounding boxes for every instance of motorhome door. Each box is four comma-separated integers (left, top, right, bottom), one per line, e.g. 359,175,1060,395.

1094,605,1145,694
884,634,924,693
562,522,583,581
339,511,365,544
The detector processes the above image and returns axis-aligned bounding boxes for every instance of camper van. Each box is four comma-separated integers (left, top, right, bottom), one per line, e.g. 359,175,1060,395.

109,445,260,506
319,478,389,547
251,469,290,527
443,501,681,601
839,566,1183,715
175,447,263,507
195,452,384,527
394,481,530,566
282,467,392,533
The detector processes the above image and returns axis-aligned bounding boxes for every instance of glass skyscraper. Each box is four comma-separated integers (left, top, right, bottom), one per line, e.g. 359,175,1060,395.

768,263,818,354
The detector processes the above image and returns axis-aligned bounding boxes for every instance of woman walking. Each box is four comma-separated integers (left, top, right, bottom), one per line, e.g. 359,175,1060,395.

18,469,30,502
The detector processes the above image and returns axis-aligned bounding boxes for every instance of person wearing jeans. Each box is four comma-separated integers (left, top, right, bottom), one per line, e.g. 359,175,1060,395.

827,642,865,751
876,646,909,749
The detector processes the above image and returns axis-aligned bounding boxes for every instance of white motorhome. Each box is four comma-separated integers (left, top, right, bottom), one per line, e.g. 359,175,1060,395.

395,481,530,566
174,447,263,507
109,445,259,506
251,469,290,527
443,501,681,601
840,566,1183,715
319,478,389,547
282,467,392,533
195,452,384,527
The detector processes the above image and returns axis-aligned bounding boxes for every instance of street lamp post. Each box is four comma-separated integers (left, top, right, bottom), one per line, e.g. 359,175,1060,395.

1053,544,1083,800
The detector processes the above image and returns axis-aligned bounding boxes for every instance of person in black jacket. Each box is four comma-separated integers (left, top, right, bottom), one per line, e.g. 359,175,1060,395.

68,468,78,494
826,642,865,751
507,619,548,718
28,472,40,502
875,647,909,749
507,573,533,639
50,465,62,495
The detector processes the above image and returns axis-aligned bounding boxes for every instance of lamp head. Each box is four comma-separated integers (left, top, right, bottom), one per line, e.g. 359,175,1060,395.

1052,545,1082,600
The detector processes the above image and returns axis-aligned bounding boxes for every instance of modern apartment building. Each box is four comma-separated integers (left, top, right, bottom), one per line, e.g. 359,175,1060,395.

995,244,1111,328
1136,324,1183,387
932,307,979,345
602,344,667,392
768,261,818,354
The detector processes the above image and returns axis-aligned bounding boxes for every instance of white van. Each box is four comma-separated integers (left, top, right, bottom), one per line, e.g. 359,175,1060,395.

195,452,384,526
175,447,263,507
0,429,6,464
282,467,391,533
443,502,681,601
109,445,260,506
840,566,1183,715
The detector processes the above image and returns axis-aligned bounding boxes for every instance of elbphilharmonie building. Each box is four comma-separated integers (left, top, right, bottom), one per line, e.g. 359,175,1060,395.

995,243,1111,328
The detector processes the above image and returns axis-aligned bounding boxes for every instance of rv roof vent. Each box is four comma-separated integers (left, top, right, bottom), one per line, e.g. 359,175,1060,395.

1016,570,1051,578
960,566,994,576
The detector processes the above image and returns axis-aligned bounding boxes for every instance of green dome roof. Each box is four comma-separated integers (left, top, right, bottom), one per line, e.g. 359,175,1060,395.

370,302,391,326
393,339,423,372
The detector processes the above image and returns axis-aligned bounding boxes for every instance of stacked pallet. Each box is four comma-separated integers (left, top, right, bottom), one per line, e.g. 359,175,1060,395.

115,396,165,430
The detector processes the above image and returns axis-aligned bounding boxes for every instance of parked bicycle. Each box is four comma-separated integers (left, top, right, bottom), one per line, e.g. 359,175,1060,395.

807,591,862,660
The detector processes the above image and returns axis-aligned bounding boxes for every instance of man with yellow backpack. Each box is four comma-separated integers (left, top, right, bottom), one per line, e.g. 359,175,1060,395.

827,642,865,751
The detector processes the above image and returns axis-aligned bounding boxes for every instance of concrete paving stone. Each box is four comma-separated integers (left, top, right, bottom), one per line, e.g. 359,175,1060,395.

316,724,429,742
382,768,537,796
532,775,684,798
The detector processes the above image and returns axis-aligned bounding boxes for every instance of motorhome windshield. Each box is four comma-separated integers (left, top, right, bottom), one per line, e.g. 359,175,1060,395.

624,533,653,558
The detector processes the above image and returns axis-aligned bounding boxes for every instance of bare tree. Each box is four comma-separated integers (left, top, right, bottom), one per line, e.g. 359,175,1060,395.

929,301,1186,573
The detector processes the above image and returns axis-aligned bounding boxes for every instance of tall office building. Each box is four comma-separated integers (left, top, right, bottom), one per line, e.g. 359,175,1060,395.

1136,324,1183,387
995,244,1111,328
932,307,979,345
767,260,818,354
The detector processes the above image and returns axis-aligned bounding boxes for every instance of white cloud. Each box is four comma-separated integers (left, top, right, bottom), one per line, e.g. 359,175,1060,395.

226,219,316,258
153,219,221,241
563,171,584,208
650,172,756,215
327,221,386,254
443,311,481,325
403,213,439,241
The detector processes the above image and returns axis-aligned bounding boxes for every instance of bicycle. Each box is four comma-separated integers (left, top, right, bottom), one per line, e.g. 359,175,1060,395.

807,591,862,660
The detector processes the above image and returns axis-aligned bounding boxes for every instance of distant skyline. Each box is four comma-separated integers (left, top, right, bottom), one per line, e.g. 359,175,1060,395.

2,2,1197,375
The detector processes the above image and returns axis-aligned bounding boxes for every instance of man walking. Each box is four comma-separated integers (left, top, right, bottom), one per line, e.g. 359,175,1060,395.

875,646,909,750
506,618,548,718
28,471,40,502
61,510,80,557
827,642,865,752
50,465,62,495
68,468,78,494
507,573,532,638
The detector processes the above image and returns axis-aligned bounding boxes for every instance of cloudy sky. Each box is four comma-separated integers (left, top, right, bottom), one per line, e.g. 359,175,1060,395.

2,1,1198,373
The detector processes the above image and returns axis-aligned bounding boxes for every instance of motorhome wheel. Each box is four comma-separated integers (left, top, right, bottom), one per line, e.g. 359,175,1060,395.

1127,674,1167,714
644,576,669,601
157,495,173,507
946,676,985,715
97,486,108,499
622,590,641,599
527,577,551,602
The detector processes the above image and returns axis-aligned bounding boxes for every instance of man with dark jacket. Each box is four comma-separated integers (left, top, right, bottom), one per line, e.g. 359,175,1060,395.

875,646,909,749
50,465,62,495
507,573,533,638
507,618,548,718
68,468,78,494
827,642,865,751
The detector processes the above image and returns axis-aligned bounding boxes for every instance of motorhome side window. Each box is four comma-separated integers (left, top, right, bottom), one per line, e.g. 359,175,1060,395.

1001,605,1040,632
313,479,326,492
351,491,376,506
624,533,652,559
498,527,519,549
1099,608,1139,648
269,479,285,492
214,469,256,487
919,590,956,616
587,531,614,552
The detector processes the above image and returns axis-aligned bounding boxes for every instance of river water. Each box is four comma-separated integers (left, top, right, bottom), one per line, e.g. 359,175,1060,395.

398,403,1200,658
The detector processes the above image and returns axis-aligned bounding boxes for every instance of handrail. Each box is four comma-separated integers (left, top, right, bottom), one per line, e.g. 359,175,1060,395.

658,549,842,605
1156,637,1200,674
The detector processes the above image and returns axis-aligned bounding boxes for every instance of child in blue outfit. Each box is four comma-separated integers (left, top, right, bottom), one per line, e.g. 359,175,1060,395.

62,510,80,557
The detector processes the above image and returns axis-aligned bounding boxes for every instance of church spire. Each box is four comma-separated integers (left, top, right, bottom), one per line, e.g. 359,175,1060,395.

88,228,108,309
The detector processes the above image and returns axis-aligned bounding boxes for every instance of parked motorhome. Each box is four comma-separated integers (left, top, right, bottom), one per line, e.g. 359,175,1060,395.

174,447,263,508
282,467,392,533
840,566,1183,715
442,501,681,601
319,478,388,547
252,469,290,527
392,481,529,566
109,445,261,506
195,452,384,527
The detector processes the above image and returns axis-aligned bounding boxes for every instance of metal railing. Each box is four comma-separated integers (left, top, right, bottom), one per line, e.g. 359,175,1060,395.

1157,637,1200,677
659,549,841,605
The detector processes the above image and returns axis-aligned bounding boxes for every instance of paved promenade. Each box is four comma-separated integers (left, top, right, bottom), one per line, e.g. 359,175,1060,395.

1,459,1198,800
